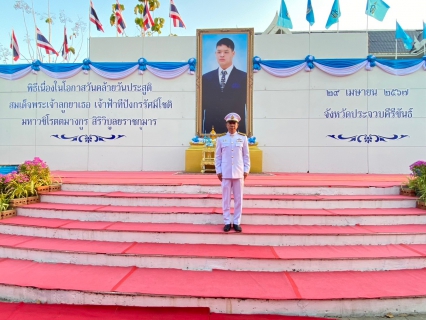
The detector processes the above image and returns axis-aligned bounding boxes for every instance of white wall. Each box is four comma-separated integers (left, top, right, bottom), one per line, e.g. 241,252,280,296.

0,33,424,173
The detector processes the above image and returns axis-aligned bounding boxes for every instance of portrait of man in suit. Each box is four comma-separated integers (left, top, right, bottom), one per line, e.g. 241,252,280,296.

197,29,253,136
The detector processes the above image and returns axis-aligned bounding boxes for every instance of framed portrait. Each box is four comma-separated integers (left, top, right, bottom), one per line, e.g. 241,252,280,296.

196,28,254,136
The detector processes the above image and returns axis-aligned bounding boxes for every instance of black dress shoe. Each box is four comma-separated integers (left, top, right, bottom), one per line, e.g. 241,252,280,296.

233,224,242,232
223,224,231,232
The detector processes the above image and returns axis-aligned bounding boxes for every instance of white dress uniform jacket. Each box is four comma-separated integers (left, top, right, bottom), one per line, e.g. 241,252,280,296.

215,132,250,178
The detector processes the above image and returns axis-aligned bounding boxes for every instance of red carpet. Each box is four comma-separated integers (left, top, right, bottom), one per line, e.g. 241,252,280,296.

2,233,426,260
52,171,408,188
3,215,426,235
0,259,426,300
210,316,330,320
23,202,426,216
41,190,415,201
0,303,210,320
0,171,418,318
0,302,333,320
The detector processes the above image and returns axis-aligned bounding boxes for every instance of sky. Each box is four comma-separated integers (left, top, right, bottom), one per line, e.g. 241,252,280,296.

1,0,426,64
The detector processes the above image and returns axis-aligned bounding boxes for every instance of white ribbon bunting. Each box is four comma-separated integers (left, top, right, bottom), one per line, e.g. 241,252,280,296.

0,66,32,80
146,65,190,79
90,65,139,80
40,66,83,79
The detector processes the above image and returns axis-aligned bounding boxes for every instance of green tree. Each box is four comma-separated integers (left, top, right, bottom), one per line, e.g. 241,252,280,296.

134,0,164,36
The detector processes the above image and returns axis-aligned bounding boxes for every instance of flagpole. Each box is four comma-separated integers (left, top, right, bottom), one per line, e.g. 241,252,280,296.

366,15,369,57
10,32,13,65
308,23,311,54
31,0,41,61
115,2,118,38
143,1,146,37
48,0,51,63
88,0,91,58
366,15,368,33
169,0,171,35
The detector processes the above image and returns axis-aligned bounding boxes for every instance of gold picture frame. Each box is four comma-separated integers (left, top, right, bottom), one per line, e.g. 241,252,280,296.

196,28,254,137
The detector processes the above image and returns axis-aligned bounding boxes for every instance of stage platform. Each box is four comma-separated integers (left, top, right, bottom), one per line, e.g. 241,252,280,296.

0,171,425,319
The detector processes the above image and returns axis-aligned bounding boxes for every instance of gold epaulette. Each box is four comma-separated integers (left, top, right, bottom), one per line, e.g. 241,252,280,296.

237,132,246,136
217,133,226,137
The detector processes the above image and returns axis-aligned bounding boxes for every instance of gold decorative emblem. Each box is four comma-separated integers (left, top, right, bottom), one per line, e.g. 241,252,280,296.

331,9,339,18
369,2,377,15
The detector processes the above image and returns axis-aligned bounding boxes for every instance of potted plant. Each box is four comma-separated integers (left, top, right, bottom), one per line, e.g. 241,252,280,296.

0,174,6,194
400,184,417,196
4,172,30,207
405,161,426,210
49,176,62,192
0,193,16,219
403,161,426,197
26,180,40,204
18,157,60,193
417,185,426,210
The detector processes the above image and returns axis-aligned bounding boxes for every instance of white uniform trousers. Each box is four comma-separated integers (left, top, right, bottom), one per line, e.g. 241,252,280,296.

221,178,244,225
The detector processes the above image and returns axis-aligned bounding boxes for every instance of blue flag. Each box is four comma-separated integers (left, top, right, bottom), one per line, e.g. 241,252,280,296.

306,0,315,26
365,0,390,22
277,0,293,29
423,21,426,40
325,0,341,29
396,21,413,50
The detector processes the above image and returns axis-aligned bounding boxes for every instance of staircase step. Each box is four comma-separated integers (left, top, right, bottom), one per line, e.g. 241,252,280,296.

19,203,426,226
1,216,426,246
1,233,426,272
62,183,401,196
1,172,422,318
40,191,417,209
0,258,425,317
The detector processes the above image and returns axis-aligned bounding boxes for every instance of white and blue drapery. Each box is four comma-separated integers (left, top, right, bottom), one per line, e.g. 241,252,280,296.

253,55,426,77
0,57,197,81
2,55,426,80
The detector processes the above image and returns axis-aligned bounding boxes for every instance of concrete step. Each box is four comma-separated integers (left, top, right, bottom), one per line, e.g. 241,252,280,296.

39,191,417,209
18,203,426,226
0,258,426,317
1,216,426,247
61,183,401,196
1,233,426,272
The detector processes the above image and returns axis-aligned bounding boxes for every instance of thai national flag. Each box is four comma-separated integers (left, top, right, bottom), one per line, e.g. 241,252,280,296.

36,27,58,56
169,0,185,28
10,29,20,61
115,0,126,34
62,26,70,60
90,0,104,32
143,1,154,31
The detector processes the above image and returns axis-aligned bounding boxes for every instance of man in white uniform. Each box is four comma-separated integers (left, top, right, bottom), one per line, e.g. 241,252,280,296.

215,112,250,232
